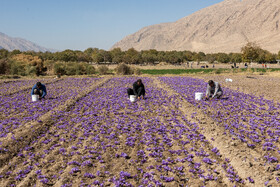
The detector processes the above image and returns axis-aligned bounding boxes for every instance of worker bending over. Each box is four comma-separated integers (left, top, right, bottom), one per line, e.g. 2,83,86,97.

31,82,47,100
205,80,223,100
127,79,146,100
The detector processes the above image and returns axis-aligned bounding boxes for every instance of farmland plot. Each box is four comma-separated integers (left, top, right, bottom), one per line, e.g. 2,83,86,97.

0,78,62,96
159,76,280,186
0,78,102,138
0,76,279,186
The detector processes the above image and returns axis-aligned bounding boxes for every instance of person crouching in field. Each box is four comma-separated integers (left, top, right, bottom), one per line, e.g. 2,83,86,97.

127,79,146,100
31,82,47,100
205,80,223,100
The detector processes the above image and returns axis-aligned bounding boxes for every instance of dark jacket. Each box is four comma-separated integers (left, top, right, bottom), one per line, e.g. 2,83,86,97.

31,83,47,98
133,81,145,97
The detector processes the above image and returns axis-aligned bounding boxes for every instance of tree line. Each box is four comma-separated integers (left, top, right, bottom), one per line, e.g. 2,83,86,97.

0,42,279,76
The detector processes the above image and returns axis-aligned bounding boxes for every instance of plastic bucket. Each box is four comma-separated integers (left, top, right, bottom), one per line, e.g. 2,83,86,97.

32,95,39,102
195,92,203,100
130,95,136,102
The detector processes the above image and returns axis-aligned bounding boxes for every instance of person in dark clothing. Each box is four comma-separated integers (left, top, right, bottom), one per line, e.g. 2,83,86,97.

31,82,47,99
127,79,145,100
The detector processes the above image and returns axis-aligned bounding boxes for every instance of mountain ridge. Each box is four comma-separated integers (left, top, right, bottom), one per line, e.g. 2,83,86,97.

0,32,54,52
112,0,280,53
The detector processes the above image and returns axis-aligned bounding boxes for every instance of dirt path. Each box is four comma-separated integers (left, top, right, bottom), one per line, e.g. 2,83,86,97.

152,77,274,186
0,77,111,168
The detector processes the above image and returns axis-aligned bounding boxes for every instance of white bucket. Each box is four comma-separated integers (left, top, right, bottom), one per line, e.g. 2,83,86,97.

225,78,233,82
130,95,136,102
195,92,203,101
32,95,39,102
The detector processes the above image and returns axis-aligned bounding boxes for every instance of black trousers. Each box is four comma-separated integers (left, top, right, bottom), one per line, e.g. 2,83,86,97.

127,88,145,97
33,89,43,97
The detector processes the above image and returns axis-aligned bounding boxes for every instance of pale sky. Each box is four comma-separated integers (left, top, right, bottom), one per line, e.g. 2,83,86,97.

0,0,224,51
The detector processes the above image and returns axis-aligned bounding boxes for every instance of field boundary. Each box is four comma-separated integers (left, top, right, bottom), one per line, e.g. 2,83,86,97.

0,77,111,167
141,68,280,75
153,77,272,186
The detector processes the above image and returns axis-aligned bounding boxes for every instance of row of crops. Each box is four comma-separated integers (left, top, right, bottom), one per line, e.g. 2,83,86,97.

0,77,279,186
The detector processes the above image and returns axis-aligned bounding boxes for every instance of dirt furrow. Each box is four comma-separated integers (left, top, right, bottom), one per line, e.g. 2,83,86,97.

0,77,111,168
153,77,273,187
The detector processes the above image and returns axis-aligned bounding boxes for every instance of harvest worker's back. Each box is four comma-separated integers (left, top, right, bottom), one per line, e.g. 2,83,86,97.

31,82,47,100
127,79,145,100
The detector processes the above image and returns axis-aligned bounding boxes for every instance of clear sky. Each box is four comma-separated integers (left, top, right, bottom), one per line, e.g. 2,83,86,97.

0,0,224,51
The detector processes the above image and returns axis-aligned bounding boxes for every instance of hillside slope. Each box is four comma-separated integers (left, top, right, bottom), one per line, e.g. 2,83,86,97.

112,0,280,53
0,32,53,52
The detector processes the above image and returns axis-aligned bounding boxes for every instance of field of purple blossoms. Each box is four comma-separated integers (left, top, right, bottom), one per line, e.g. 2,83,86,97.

0,76,279,187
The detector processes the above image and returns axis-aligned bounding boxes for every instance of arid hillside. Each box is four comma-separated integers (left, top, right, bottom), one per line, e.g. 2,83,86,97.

112,0,280,53
0,32,53,52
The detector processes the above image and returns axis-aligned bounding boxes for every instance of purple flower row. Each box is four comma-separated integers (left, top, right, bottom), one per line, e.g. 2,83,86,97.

0,78,101,140
0,77,250,186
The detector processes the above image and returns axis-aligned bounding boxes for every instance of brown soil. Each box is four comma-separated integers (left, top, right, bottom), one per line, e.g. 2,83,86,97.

0,78,110,168
153,77,277,186
192,72,280,102
0,74,279,186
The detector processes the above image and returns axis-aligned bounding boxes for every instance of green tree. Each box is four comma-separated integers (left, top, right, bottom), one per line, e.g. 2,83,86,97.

101,50,112,62
84,48,95,56
54,62,66,75
0,58,9,74
92,53,104,63
75,50,91,62
0,49,9,59
54,50,77,62
183,51,194,61
230,53,242,63
38,51,54,61
110,48,124,63
92,49,112,63
277,51,280,60
265,52,276,63
193,52,206,62
10,49,21,56
205,54,216,64
241,42,260,62
164,51,181,64
216,53,230,63
141,49,158,63
123,48,140,64
10,61,26,75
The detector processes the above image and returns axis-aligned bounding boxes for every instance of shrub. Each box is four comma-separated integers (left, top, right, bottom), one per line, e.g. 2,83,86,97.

10,61,26,76
54,62,66,75
25,65,37,76
44,60,55,75
85,64,95,75
0,58,9,74
53,62,95,76
98,65,109,75
134,68,141,75
115,63,133,75
65,62,77,75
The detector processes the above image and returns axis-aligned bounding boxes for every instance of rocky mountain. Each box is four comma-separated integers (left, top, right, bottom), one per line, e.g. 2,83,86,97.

112,0,280,53
0,32,53,52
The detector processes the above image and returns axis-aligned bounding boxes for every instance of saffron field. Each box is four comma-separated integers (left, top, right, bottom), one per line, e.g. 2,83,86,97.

0,76,279,187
